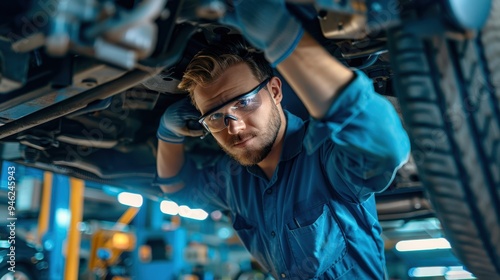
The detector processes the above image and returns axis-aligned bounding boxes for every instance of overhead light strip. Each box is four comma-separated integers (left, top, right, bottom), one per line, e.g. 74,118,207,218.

395,237,451,252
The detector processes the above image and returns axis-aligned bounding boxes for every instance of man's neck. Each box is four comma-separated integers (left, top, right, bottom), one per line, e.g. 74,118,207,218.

257,112,287,180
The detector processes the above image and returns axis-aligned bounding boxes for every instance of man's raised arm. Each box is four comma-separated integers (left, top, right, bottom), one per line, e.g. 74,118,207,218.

156,97,203,193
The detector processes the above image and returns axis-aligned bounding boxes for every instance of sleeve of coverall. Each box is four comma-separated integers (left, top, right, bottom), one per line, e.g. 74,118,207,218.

304,70,411,203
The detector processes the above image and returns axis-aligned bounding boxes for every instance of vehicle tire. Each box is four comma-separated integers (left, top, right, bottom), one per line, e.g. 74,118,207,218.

0,265,36,280
387,0,500,278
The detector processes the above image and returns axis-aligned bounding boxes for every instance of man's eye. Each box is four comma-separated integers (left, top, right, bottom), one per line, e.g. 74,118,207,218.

236,98,252,107
208,113,223,122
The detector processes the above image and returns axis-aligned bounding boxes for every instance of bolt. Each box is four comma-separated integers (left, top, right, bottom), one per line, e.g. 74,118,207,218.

318,10,328,20
82,78,98,87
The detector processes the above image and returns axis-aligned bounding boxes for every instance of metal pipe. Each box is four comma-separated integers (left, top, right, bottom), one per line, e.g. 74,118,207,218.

354,53,380,70
341,47,387,60
139,23,198,68
0,68,162,139
84,0,167,39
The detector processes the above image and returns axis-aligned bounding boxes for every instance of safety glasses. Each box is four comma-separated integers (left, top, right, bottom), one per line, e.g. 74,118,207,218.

198,78,270,134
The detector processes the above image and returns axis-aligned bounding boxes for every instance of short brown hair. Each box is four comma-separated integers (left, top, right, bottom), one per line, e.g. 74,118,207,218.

178,40,273,108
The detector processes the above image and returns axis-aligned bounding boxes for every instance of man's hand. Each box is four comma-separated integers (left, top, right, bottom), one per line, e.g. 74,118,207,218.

221,0,304,66
157,97,204,143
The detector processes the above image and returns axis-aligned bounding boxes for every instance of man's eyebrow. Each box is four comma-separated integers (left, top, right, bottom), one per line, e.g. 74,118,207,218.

201,91,254,118
200,79,267,119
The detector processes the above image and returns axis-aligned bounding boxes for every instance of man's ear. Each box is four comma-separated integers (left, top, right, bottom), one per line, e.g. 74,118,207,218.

269,77,283,105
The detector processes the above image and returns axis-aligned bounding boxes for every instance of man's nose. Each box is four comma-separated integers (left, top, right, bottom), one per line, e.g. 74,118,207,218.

226,115,246,134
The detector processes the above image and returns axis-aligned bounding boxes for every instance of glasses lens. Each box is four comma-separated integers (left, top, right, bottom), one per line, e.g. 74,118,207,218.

203,91,262,132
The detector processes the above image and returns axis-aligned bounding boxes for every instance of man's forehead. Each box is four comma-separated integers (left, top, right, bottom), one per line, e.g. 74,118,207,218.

193,63,258,114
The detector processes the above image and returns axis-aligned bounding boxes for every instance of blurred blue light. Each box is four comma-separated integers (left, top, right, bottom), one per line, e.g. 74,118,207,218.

217,227,233,239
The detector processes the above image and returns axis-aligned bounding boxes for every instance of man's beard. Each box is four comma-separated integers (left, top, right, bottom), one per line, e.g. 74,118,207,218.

221,104,281,166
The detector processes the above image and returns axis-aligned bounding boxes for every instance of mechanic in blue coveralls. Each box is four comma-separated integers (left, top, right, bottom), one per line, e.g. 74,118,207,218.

155,1,410,279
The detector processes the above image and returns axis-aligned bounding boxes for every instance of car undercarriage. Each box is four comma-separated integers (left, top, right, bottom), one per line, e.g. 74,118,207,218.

0,0,498,278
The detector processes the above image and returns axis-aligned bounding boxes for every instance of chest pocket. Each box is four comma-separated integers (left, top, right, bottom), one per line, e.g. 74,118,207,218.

286,203,351,279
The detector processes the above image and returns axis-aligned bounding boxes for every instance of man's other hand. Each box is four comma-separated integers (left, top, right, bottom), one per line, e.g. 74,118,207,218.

157,97,204,143
220,0,304,66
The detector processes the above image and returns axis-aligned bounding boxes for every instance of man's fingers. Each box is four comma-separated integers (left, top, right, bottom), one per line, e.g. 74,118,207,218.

186,119,204,131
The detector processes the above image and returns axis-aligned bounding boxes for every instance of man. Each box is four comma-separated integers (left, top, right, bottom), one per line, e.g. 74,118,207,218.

156,1,410,279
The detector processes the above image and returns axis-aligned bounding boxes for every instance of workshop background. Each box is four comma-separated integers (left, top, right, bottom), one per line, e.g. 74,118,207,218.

0,161,477,280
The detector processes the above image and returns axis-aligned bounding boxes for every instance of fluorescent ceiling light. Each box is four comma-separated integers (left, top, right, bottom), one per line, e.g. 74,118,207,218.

409,266,447,277
159,202,209,220
408,266,476,279
187,209,209,220
178,205,191,216
177,205,209,220
445,266,476,279
395,237,451,252
160,200,179,215
117,192,143,207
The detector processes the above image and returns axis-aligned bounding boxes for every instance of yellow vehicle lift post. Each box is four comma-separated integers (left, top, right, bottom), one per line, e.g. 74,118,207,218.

38,172,85,280
65,177,85,280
